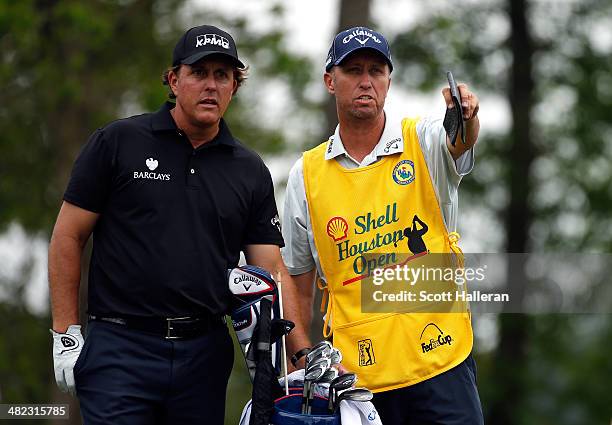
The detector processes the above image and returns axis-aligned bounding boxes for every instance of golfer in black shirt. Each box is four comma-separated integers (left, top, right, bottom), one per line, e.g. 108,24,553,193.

49,25,290,425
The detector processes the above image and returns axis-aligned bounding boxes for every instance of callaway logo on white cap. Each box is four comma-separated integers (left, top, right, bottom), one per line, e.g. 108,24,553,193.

196,34,230,49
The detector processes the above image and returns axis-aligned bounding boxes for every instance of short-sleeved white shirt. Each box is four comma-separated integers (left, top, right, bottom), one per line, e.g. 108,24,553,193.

281,113,474,280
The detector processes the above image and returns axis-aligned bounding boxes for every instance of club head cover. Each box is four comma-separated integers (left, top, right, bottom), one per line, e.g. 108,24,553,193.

271,318,294,343
228,265,285,379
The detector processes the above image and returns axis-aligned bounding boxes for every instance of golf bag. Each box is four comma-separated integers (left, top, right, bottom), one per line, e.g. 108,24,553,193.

240,388,340,425
240,391,379,425
228,265,290,381
271,392,341,424
228,265,294,425
239,367,382,425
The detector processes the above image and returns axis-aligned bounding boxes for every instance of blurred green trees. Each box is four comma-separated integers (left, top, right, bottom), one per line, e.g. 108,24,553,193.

391,0,612,423
0,1,318,423
0,0,184,232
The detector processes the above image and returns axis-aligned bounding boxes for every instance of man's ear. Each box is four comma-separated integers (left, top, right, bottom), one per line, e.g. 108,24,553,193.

168,67,180,97
324,72,335,94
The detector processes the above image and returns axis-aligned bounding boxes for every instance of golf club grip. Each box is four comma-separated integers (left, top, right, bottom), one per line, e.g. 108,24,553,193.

276,274,289,396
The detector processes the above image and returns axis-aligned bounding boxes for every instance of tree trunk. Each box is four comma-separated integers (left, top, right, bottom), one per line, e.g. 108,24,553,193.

488,0,535,423
321,0,373,141
310,0,372,342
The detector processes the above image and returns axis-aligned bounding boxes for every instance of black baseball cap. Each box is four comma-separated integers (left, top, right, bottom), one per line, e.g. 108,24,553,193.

172,25,245,68
325,26,393,72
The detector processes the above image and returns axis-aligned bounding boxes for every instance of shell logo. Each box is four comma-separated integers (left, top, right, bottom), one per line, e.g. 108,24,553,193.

326,216,349,242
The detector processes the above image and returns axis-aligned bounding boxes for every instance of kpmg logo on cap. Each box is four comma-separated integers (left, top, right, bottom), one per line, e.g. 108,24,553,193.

343,28,382,45
196,34,230,49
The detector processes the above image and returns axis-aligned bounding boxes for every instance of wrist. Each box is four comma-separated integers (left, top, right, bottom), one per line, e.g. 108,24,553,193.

52,322,79,333
290,347,311,368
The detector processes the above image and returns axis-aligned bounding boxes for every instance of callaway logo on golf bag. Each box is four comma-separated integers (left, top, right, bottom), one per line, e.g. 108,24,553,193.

228,265,285,381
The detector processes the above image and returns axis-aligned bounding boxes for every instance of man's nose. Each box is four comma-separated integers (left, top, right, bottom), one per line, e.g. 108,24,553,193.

359,72,372,88
203,74,217,91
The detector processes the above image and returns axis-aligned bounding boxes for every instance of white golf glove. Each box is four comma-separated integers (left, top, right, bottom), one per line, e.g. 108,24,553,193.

50,325,84,395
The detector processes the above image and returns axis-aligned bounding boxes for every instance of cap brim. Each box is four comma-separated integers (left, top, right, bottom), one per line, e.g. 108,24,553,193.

326,46,393,72
181,51,245,68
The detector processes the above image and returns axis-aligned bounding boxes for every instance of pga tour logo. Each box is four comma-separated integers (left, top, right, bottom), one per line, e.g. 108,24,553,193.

196,34,230,49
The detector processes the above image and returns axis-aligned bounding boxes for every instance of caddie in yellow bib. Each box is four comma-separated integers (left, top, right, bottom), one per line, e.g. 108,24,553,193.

303,117,473,392
281,26,484,425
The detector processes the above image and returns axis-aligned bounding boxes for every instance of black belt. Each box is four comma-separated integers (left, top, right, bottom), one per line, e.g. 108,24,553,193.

88,314,225,340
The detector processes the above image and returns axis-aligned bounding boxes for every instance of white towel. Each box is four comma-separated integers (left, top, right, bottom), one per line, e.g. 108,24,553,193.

339,399,382,425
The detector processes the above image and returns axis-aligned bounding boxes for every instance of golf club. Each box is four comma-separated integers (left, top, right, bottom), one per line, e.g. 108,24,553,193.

328,372,357,412
312,340,333,350
306,358,333,414
318,367,339,384
306,350,331,367
308,357,331,371
301,340,333,414
306,342,332,365
334,387,373,412
330,347,342,365
302,360,330,414
276,272,289,395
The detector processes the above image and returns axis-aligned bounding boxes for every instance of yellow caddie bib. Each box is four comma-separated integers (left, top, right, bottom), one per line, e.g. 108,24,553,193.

303,117,473,392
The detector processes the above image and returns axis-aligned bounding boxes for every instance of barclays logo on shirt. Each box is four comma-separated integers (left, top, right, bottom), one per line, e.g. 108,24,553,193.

134,157,171,181
146,158,158,170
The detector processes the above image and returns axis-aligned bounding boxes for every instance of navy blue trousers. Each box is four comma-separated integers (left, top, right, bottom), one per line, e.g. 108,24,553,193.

74,321,234,425
372,355,484,425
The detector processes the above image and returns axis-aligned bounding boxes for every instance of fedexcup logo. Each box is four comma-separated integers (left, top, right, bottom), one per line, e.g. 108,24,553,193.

196,34,230,49
420,323,453,354
146,158,158,171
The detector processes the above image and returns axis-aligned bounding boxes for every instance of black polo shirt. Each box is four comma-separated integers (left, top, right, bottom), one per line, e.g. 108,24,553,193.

64,102,284,317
